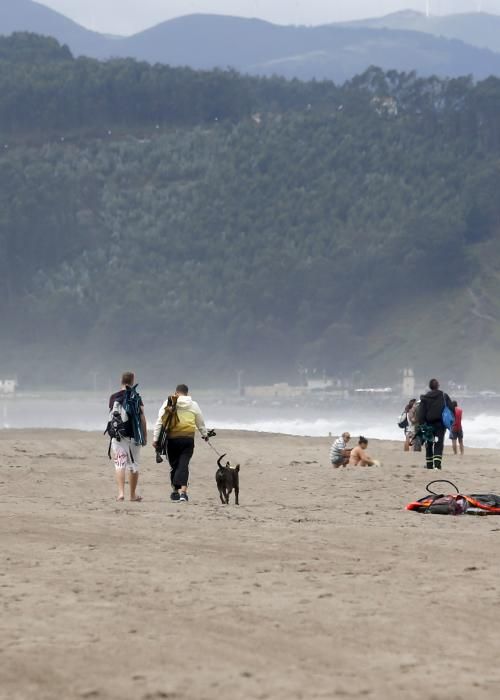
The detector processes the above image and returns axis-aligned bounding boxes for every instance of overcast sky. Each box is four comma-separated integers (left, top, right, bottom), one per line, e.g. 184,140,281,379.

39,0,499,35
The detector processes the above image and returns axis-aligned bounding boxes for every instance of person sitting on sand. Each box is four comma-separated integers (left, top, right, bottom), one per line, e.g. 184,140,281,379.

329,432,351,468
349,436,379,467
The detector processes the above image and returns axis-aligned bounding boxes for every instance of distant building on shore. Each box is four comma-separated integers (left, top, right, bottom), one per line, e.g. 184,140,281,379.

354,387,393,395
401,369,415,399
244,377,346,399
306,378,334,392
244,383,304,399
0,379,17,395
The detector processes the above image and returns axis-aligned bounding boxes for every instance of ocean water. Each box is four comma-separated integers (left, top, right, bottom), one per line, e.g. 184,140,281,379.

1,396,499,450
215,414,500,449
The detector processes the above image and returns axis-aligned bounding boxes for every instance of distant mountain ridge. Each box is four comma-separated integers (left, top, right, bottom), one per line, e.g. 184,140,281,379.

0,0,111,56
105,14,500,83
342,10,500,54
3,2,500,83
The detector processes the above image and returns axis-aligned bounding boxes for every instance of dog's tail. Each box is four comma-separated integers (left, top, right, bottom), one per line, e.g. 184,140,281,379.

217,454,227,469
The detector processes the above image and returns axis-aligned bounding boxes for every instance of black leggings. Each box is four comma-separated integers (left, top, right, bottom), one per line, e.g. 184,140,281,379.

426,423,445,469
167,437,194,488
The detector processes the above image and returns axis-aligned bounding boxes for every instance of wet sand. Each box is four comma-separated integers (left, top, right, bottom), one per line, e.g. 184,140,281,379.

2,429,500,700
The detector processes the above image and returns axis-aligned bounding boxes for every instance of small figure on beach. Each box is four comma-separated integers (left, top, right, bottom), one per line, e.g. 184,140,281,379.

409,400,422,451
450,401,464,456
329,432,351,468
417,378,455,470
399,399,418,452
153,384,208,503
107,371,147,502
349,436,380,467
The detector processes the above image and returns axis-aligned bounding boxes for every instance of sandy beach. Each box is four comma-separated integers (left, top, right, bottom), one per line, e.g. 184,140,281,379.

2,429,500,700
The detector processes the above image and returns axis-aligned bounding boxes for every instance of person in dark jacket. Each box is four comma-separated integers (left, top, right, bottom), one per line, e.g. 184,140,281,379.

417,378,455,470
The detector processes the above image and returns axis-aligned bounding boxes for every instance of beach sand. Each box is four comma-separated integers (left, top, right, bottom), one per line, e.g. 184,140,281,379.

2,429,500,700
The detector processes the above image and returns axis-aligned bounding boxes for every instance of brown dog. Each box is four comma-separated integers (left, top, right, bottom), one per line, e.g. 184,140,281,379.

216,454,240,505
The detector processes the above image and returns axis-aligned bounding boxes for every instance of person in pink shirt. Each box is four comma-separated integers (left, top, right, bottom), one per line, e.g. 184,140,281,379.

450,401,464,456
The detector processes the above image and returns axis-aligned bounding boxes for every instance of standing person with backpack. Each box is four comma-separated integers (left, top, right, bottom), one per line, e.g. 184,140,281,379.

153,384,208,503
107,371,147,502
417,378,455,470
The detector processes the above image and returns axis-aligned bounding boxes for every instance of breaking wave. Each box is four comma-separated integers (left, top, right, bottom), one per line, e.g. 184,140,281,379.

1,397,499,449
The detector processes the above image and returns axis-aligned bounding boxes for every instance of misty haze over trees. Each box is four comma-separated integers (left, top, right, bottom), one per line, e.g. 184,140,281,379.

1,34,500,388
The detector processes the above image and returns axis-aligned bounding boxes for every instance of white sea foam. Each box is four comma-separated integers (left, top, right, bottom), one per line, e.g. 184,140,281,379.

1,398,499,450
216,414,500,450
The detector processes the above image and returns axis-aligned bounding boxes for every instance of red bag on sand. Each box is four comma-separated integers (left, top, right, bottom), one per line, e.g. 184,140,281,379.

406,480,500,515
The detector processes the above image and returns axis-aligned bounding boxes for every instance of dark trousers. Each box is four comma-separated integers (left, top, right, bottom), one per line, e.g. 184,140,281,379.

167,437,194,488
426,423,445,469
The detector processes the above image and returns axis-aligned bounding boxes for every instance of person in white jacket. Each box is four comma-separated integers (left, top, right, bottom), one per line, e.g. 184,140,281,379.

153,384,208,502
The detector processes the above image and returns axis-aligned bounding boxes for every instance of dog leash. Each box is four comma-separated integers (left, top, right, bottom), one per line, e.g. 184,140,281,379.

204,429,241,465
205,438,240,466
206,439,223,457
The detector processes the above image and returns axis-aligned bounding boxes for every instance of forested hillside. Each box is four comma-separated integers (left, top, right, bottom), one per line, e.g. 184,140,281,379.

2,35,500,387
0,33,341,134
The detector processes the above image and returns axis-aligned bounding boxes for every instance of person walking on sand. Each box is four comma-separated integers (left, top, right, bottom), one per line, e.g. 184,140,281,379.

409,399,422,452
108,371,147,502
329,432,351,468
399,398,417,452
153,384,208,503
450,401,464,456
417,378,455,470
349,436,380,467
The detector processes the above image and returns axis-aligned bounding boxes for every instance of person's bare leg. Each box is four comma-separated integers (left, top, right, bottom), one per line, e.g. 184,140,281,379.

115,469,125,501
180,485,187,494
404,437,410,452
459,438,464,456
452,439,458,455
129,471,140,501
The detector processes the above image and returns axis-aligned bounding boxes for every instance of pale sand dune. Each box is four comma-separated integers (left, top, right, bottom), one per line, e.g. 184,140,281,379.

2,429,500,700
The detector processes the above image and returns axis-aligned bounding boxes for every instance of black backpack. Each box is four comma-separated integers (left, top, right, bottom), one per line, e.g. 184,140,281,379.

122,384,145,447
104,411,128,441
104,404,130,460
397,410,408,429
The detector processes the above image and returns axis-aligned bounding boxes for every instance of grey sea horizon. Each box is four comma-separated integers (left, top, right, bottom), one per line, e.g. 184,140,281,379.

1,395,498,449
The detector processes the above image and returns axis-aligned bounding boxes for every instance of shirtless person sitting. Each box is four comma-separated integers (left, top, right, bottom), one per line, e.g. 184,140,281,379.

349,436,379,467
